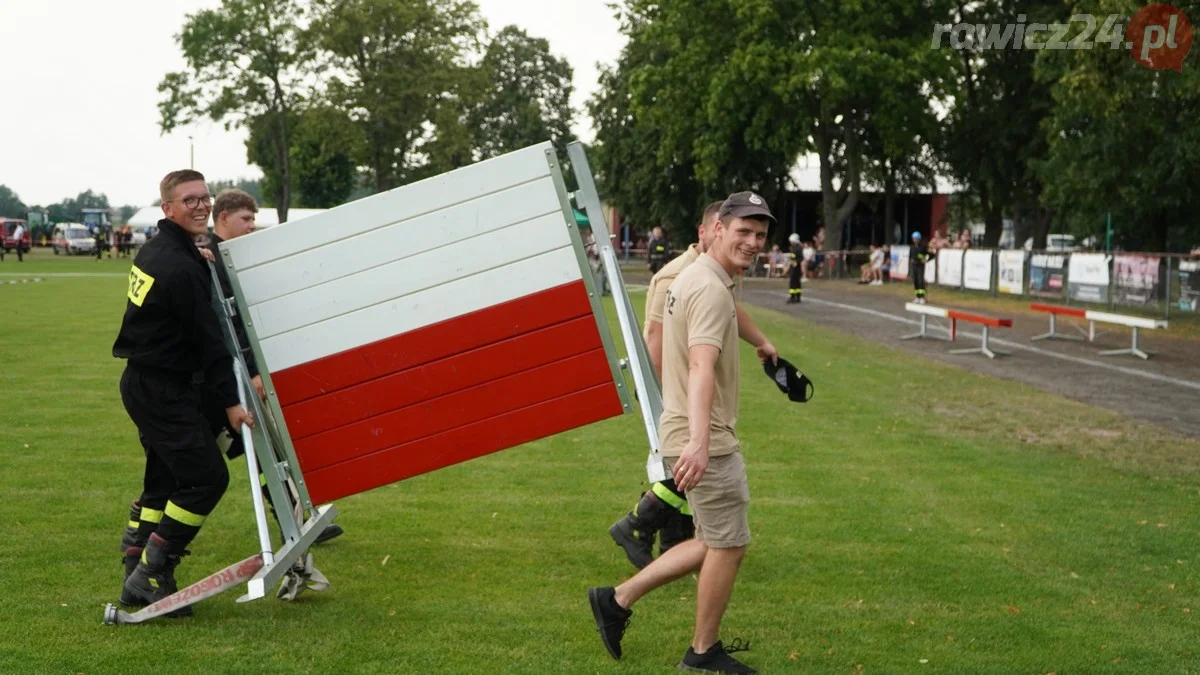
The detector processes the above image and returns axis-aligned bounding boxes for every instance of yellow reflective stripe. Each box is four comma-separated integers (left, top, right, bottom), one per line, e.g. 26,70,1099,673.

127,520,139,529
651,482,687,510
140,508,164,524
165,501,206,528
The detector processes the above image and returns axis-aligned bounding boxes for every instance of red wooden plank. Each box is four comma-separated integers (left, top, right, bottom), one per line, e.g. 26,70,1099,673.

283,316,603,440
293,349,615,472
1030,303,1086,317
947,309,1012,328
270,281,593,406
305,383,623,503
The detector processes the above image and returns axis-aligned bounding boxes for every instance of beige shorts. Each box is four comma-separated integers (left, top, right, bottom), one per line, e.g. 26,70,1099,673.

663,452,750,548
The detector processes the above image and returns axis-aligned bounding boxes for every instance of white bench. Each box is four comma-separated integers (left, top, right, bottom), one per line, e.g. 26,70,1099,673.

901,302,952,341
1085,310,1167,360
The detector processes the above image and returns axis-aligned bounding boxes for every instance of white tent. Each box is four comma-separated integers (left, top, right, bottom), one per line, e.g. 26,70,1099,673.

127,206,326,230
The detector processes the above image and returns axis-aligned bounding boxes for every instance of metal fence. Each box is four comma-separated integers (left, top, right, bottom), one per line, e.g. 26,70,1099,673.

880,247,1198,320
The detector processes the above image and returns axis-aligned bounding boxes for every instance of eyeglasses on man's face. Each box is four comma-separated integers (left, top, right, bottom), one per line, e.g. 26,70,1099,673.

173,195,213,209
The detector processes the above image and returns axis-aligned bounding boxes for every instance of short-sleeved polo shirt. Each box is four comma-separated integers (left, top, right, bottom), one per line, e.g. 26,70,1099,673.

658,253,740,458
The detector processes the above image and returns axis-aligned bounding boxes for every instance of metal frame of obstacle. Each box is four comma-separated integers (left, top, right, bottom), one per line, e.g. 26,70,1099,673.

565,142,666,483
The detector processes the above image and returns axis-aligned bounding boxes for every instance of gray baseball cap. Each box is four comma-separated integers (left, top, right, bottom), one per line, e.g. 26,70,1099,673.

719,191,776,223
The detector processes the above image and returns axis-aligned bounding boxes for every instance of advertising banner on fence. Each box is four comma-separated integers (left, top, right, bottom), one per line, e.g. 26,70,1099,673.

1029,253,1066,298
1067,253,1110,303
926,257,937,284
889,245,910,281
1179,261,1200,312
998,250,1025,295
1112,254,1161,307
937,248,963,287
963,250,993,291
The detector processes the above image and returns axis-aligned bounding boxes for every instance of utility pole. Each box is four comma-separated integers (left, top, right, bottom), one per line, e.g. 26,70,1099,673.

189,136,194,170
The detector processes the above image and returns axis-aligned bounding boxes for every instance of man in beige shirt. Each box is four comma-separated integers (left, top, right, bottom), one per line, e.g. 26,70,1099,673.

591,191,772,674
610,202,777,571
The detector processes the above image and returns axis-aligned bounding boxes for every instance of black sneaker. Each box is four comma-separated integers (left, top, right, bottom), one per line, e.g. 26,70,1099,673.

678,639,755,674
588,586,632,660
315,523,345,544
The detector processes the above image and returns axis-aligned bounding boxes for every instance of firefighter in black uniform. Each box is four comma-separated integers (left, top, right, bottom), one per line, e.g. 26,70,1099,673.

910,231,934,304
786,233,803,303
647,227,669,274
113,170,253,616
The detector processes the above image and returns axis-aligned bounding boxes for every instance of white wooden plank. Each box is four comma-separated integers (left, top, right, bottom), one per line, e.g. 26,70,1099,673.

1085,311,1167,330
235,178,562,307
259,246,583,373
905,302,948,318
221,142,554,271
251,213,574,339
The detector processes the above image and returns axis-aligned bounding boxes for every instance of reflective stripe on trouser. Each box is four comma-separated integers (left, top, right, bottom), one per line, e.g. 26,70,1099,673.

121,367,231,553
651,481,693,516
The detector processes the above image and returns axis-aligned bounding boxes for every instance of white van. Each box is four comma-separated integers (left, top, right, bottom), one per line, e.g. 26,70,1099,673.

1023,234,1078,252
52,223,96,255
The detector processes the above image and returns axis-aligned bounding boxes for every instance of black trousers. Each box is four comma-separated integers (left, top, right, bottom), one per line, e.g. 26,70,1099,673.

788,264,803,297
120,366,229,553
912,265,927,296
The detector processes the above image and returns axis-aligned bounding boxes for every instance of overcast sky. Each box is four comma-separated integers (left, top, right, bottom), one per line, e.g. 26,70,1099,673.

0,0,625,208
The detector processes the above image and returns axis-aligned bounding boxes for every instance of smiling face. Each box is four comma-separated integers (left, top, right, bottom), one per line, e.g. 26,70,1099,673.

162,180,212,236
711,215,768,273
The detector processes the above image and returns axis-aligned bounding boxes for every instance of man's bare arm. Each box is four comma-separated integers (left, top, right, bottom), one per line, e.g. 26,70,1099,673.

645,320,664,381
673,344,718,492
735,305,777,364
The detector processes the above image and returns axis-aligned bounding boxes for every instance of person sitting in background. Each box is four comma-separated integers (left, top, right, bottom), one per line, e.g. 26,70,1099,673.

869,244,885,285
858,246,876,284
801,241,816,278
768,245,784,278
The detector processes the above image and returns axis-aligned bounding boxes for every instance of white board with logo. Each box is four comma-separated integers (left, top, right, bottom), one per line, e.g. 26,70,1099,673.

997,250,1026,295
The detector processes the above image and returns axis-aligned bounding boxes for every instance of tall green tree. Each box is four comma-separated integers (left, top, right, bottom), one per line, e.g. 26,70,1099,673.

0,185,27,219
312,0,486,192
291,105,361,207
468,25,574,159
939,0,1059,248
589,1,694,240
1036,0,1200,251
158,0,313,223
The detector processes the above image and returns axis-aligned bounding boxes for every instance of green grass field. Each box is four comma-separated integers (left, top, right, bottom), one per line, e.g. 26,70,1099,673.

1,249,1197,673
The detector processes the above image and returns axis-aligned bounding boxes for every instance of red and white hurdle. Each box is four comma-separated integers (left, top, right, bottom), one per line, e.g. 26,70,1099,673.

1030,303,1167,360
903,302,1014,359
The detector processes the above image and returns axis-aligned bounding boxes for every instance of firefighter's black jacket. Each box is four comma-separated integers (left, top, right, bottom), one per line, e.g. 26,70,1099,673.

112,218,238,409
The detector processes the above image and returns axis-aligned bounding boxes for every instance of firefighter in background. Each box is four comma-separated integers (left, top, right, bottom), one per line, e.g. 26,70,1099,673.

910,231,935,304
646,226,669,274
785,232,803,303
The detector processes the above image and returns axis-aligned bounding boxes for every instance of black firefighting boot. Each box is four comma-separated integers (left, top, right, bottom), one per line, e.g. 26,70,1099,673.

609,491,673,570
657,508,696,556
122,533,193,617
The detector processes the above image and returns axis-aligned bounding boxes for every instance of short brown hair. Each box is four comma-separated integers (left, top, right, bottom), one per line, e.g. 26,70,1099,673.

702,200,723,225
213,188,259,221
159,170,207,204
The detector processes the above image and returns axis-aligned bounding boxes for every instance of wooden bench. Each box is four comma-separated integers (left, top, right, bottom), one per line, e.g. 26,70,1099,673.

903,303,1013,359
1031,303,1167,359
